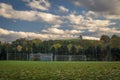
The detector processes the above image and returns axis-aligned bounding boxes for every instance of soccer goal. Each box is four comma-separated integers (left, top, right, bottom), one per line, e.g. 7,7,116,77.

29,53,53,61
54,55,86,61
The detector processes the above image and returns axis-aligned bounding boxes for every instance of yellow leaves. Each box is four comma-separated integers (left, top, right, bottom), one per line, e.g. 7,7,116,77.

53,43,61,49
76,45,82,53
32,39,42,46
17,45,22,52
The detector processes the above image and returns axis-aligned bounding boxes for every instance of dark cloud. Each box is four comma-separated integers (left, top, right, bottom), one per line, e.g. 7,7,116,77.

73,0,120,19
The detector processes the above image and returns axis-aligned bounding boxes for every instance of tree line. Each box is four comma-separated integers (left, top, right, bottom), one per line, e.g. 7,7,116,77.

0,35,120,61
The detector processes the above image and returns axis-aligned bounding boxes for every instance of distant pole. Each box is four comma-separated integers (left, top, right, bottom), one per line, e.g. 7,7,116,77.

14,48,16,60
0,46,1,54
0,46,1,60
54,55,57,61
31,48,32,53
84,55,87,61
47,40,49,54
69,55,71,61
109,45,112,61
79,35,82,40
5,43,9,60
51,53,52,61
6,46,8,60
15,42,17,60
30,47,33,61
82,48,85,61
7,53,8,60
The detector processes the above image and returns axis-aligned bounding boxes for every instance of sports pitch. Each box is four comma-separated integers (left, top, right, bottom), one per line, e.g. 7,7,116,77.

0,61,120,80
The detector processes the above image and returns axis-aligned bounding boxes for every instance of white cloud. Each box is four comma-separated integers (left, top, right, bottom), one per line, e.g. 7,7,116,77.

52,24,61,28
86,27,120,38
0,28,83,42
0,28,49,42
24,0,51,11
65,13,118,38
83,10,120,20
42,27,83,35
83,36,99,40
99,27,120,34
0,3,62,24
42,28,65,35
67,13,115,29
0,2,119,42
2,27,118,42
103,14,120,19
87,27,120,34
67,14,84,25
37,12,62,24
58,6,69,12
82,11,99,18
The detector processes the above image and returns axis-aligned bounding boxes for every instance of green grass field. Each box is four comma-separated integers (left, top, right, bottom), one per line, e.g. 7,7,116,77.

0,61,120,80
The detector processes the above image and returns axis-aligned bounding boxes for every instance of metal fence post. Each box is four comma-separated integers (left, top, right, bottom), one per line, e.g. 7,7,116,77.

69,55,72,61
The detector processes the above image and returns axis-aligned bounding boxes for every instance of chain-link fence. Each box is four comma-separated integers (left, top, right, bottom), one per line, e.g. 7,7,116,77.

7,53,87,61
7,53,28,60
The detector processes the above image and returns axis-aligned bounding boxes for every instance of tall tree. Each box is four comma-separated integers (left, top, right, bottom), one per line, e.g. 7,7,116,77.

110,35,120,60
100,35,111,61
111,35,120,48
100,35,110,43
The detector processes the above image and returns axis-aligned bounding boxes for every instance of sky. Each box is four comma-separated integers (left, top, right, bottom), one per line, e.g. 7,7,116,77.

0,0,120,42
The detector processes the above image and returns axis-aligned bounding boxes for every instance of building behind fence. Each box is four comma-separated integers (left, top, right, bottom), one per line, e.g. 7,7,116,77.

7,53,87,61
